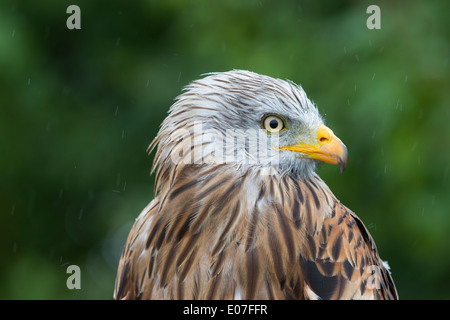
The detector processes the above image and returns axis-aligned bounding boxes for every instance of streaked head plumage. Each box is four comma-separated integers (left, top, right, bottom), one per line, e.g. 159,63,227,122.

151,70,346,183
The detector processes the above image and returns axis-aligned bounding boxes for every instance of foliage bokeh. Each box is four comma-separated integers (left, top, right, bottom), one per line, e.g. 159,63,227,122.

1,0,449,299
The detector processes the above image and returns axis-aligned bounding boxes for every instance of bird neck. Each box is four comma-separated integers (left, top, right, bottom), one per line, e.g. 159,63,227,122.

154,163,337,236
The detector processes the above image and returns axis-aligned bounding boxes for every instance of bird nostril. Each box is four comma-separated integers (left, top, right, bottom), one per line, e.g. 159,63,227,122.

317,125,334,146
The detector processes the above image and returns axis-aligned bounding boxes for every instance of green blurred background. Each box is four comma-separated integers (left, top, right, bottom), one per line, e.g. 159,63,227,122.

1,0,449,299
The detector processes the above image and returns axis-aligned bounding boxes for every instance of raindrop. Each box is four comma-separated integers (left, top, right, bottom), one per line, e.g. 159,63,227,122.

78,208,83,220
116,173,121,186
343,46,347,54
371,73,376,80
410,143,417,152
404,75,408,82
88,189,95,200
355,54,359,62
417,155,421,165
116,37,121,47
12,29,15,37
378,47,384,54
367,222,376,230
146,80,149,87
27,78,31,86
122,129,125,140
368,39,372,46
115,105,119,116
123,181,127,192
112,189,121,193
60,256,69,267
354,84,357,92
347,98,350,106
177,72,182,83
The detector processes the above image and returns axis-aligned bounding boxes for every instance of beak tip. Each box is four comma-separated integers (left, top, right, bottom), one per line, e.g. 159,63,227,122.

340,162,346,175
339,145,348,175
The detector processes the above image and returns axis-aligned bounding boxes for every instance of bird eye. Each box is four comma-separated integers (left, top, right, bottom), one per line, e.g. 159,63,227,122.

262,115,287,134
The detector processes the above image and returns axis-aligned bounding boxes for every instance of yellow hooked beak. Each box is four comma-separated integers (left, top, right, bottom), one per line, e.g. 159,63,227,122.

279,124,348,174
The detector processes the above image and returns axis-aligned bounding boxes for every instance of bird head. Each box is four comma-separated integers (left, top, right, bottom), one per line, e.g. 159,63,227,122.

152,70,347,179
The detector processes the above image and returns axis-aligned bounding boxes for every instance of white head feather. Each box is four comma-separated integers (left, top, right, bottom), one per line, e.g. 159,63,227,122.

152,70,326,179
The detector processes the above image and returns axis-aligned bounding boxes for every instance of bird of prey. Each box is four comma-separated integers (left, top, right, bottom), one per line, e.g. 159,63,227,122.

114,70,398,300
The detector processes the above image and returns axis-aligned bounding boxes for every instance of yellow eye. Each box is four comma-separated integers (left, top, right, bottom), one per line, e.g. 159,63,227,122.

262,115,287,134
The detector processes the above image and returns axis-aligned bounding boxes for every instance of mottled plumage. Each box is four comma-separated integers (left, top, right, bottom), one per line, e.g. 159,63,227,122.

114,70,398,300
